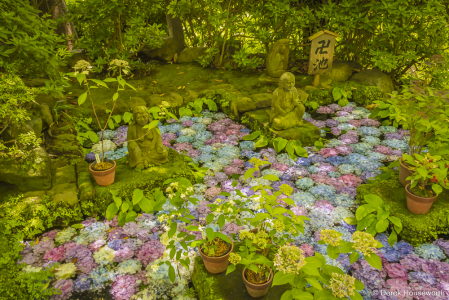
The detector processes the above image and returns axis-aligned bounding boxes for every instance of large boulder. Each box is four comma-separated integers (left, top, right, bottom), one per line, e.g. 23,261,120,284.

333,60,363,71
330,61,352,82
141,36,183,62
146,92,184,109
177,47,207,63
182,89,199,105
0,147,52,192
2,115,42,143
350,68,394,94
124,96,147,111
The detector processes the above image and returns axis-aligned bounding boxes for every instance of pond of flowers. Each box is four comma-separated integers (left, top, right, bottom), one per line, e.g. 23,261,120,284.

18,103,449,300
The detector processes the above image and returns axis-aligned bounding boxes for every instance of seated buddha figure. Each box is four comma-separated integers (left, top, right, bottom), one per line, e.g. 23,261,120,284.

127,106,168,169
270,72,306,130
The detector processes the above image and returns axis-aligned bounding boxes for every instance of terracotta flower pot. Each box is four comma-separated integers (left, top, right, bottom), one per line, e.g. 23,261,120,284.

199,240,233,274
89,159,116,187
405,183,438,214
242,268,273,298
399,158,413,187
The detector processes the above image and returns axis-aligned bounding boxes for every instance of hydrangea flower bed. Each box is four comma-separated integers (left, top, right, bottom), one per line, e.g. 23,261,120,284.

19,103,449,300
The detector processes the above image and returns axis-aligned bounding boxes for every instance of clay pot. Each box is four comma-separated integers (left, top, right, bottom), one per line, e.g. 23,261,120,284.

89,159,116,187
242,268,273,298
405,183,438,214
199,240,233,274
399,158,413,186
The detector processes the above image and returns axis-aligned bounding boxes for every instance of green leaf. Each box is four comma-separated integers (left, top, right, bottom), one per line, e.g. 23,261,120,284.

117,211,126,226
114,115,121,123
314,290,337,300
273,137,288,153
125,210,137,223
280,290,293,300
349,291,364,300
206,213,214,224
305,278,322,290
215,232,231,243
301,265,320,276
327,244,340,259
349,252,359,264
377,209,390,220
91,79,109,88
138,197,153,214
123,111,133,123
168,222,178,239
205,227,215,242
244,168,256,180
143,120,159,131
41,281,50,291
133,189,144,205
226,264,236,275
71,224,84,229
388,229,397,246
125,82,137,91
262,174,280,181
217,215,225,230
87,131,99,143
375,219,389,233
364,253,382,270
344,217,357,225
168,265,176,283
254,135,268,148
78,92,87,105
108,118,114,129
121,201,129,212
242,130,261,141
354,278,364,290
106,203,119,221
364,194,383,208
292,291,313,300
272,272,295,286
104,78,117,82
112,195,122,208
433,184,443,195
355,204,377,221
112,92,119,101
76,73,86,85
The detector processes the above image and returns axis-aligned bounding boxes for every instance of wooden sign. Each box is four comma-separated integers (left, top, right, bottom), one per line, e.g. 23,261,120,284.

308,30,340,75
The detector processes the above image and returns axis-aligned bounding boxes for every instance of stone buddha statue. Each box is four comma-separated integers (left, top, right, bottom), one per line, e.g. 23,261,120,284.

266,39,290,78
270,72,306,131
127,106,168,169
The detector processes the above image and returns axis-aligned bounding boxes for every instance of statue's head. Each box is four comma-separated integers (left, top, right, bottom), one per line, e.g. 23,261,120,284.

279,72,295,91
133,106,150,126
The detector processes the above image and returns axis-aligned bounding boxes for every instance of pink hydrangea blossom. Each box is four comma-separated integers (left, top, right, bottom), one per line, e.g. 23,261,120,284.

44,246,66,262
348,120,363,128
291,205,307,216
316,106,335,114
108,228,128,241
42,230,60,240
385,263,408,280
339,174,363,187
182,120,194,127
373,145,392,155
223,166,244,176
50,279,73,300
104,215,119,227
300,244,315,257
335,145,354,156
110,275,140,300
113,247,135,263
135,240,165,267
360,118,380,127
272,163,289,172
204,187,222,200
222,223,244,236
89,240,106,252
76,256,98,274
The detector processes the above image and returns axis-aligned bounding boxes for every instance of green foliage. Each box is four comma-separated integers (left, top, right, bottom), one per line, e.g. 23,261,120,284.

197,47,220,67
232,49,264,69
67,0,166,63
0,194,83,240
0,217,61,300
346,194,403,246
0,0,67,77
179,97,218,118
370,84,449,156
105,188,162,226
356,177,449,246
332,87,352,107
402,153,449,196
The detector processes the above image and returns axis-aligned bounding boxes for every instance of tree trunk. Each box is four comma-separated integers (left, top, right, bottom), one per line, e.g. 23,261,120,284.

38,0,78,50
165,0,186,54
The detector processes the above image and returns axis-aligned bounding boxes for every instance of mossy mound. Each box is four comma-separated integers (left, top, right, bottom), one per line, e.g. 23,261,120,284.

242,108,320,147
191,256,290,300
83,149,194,217
356,176,449,246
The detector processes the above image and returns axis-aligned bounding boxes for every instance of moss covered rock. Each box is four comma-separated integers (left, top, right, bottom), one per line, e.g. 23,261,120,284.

178,47,207,63
87,149,194,217
191,256,290,300
350,68,394,94
47,183,79,207
356,176,449,246
330,62,352,82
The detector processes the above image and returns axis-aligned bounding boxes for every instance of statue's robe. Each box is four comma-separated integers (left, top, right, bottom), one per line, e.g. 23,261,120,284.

270,87,305,131
127,123,168,168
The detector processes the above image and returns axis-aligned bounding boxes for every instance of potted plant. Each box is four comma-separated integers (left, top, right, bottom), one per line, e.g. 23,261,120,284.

72,59,136,186
403,153,449,214
224,157,309,298
371,84,449,186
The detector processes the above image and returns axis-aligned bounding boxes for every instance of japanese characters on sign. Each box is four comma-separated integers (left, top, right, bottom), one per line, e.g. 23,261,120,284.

308,30,339,75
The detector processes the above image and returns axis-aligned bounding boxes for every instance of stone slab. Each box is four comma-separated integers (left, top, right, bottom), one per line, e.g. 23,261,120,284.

47,182,79,207
52,165,77,186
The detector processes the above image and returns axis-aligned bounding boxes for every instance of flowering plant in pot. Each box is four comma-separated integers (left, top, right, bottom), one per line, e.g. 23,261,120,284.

371,84,449,186
272,229,383,300
225,157,309,298
72,59,136,186
403,153,449,214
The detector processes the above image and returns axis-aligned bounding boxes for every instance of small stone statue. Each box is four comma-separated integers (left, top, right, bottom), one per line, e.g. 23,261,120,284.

270,72,306,131
127,106,168,169
266,39,290,78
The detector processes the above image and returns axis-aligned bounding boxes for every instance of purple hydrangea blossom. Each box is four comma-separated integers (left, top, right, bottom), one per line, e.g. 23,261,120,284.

113,247,135,263
44,246,66,262
110,275,140,300
317,106,335,114
107,239,124,251
76,256,98,274
43,230,60,240
73,274,91,293
50,279,73,300
108,228,128,241
135,240,165,267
